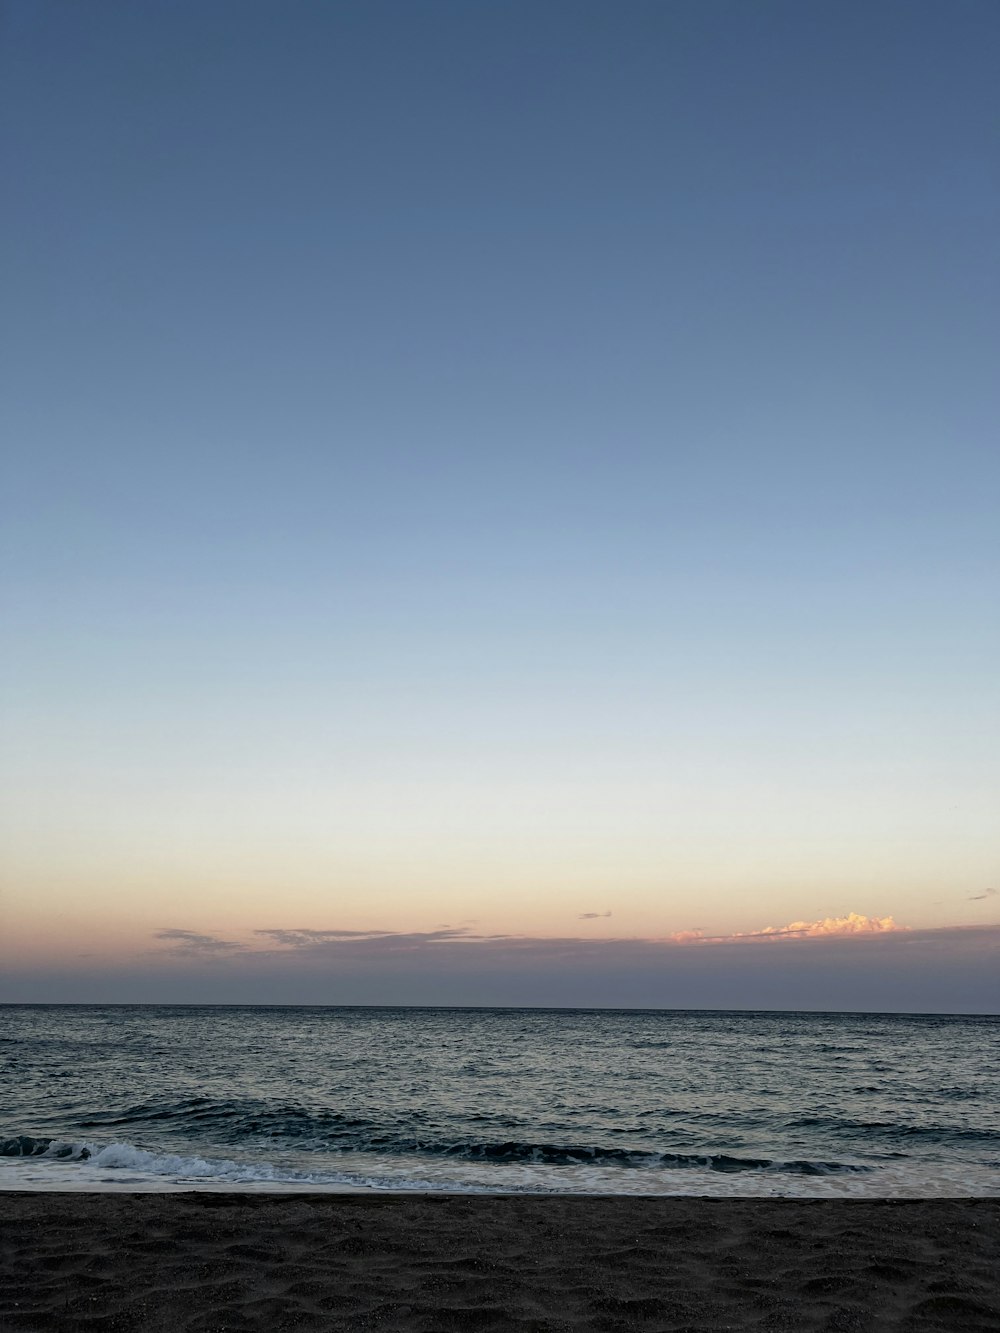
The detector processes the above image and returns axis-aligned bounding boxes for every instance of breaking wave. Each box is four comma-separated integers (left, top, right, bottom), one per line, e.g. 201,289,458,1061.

5,1006,998,1197
0,1131,866,1176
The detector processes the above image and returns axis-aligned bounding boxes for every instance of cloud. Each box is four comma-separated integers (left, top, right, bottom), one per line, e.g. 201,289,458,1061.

742,913,905,940
254,926,481,951
153,928,246,957
191,913,910,961
968,888,997,901
248,920,996,977
217,913,917,966
652,913,906,945
13,919,995,1010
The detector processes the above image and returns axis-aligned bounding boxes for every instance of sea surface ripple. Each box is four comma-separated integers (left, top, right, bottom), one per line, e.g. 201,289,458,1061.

2,1005,997,1195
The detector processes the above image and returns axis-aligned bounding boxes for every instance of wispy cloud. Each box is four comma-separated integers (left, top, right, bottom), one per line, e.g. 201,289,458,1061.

28,919,996,1010
146,911,995,979
143,919,1000,990
968,887,997,902
254,926,482,951
156,913,911,961
153,928,246,957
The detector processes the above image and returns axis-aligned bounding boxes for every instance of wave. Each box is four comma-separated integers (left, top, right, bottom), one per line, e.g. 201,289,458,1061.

72,1097,373,1137
785,1117,1000,1144
31,1095,881,1168
0,1137,451,1191
52,1094,1000,1158
0,1132,867,1176
2,1136,85,1159
393,1141,868,1173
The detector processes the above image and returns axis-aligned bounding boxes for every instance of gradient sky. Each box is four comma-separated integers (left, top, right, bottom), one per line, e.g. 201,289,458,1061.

1,0,998,1009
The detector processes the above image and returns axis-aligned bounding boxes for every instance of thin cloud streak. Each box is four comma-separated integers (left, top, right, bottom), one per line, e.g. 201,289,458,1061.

134,920,1000,1014
209,920,1000,969
254,926,492,951
247,913,906,957
135,915,1000,1016
968,888,997,901
6,923,998,1011
159,917,1000,973
153,929,247,957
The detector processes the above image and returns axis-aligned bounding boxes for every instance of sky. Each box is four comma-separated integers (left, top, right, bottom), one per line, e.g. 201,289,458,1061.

1,0,998,1010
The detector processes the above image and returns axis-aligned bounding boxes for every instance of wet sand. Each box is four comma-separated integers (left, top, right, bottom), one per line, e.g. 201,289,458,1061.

1,1193,997,1330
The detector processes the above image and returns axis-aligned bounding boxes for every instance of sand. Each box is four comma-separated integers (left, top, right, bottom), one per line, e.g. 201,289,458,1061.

1,1193,997,1331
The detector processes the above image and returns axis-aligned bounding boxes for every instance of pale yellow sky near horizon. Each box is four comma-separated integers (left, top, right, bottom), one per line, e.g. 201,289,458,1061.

4,680,997,970
3,787,996,970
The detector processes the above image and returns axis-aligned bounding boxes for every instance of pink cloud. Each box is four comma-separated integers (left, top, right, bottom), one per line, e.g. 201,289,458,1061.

153,912,911,961
659,913,906,945
144,913,916,972
747,913,905,940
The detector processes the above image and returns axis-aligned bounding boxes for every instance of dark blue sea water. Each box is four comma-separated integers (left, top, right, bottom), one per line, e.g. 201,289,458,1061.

2,1005,998,1196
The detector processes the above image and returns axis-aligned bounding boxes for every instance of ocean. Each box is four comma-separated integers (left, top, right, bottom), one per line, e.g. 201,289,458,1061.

2,1005,997,1196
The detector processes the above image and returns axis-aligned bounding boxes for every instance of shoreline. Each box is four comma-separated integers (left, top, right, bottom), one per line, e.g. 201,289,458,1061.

2,1192,998,1330
3,1164,998,1199
4,1150,997,1200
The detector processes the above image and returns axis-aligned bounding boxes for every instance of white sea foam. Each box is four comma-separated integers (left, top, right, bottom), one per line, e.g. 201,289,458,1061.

1,1139,998,1198
0,1141,390,1192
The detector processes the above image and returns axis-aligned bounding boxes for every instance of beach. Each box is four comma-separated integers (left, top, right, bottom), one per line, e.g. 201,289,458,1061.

1,1193,997,1331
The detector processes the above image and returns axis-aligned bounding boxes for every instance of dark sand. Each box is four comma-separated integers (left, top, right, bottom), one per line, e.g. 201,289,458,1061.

1,1193,997,1331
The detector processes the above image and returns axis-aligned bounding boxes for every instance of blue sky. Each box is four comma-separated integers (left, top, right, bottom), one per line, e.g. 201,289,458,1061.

1,0,997,1007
